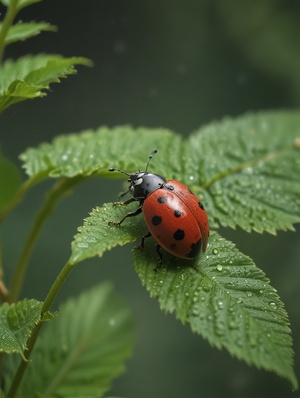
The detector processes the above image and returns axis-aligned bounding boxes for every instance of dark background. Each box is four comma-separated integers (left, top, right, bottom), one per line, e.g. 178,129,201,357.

1,1,300,397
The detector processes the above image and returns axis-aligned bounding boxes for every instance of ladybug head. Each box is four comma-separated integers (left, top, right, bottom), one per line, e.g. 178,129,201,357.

109,149,166,200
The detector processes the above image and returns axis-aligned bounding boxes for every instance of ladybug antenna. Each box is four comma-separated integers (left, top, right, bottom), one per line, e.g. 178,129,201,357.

145,149,157,172
108,167,130,176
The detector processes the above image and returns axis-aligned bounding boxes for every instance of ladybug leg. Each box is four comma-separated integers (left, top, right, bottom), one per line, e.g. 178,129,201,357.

113,197,137,206
108,204,142,227
136,231,152,251
155,245,163,270
136,234,163,270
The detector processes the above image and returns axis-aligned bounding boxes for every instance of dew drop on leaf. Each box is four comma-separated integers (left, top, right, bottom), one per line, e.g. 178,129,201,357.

191,306,200,317
217,300,224,310
269,301,278,310
229,320,238,330
215,321,225,336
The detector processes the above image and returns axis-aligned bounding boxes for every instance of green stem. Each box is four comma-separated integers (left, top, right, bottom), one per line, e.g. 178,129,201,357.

0,175,42,224
7,259,75,398
0,0,19,63
8,177,82,303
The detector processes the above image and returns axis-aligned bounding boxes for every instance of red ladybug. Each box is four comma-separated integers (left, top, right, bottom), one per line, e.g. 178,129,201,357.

109,150,209,265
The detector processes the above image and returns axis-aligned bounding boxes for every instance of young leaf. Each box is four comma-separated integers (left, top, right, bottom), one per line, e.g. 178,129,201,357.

1,21,57,45
5,283,134,397
0,154,22,212
0,54,92,113
133,231,298,389
0,299,43,359
186,111,300,233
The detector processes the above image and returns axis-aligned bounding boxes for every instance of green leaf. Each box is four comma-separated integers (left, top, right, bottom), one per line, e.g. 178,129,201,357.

1,21,57,45
186,111,300,233
0,154,22,212
0,299,43,359
20,111,300,235
20,126,178,178
0,54,92,113
133,231,298,389
70,200,297,386
5,283,134,397
70,201,147,265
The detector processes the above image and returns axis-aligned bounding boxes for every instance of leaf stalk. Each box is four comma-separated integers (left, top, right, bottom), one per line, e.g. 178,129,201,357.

7,258,76,397
8,177,82,303
0,0,19,63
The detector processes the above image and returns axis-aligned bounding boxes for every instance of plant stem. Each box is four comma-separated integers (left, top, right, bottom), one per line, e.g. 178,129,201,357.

0,243,8,301
0,176,42,224
8,177,82,303
7,259,75,397
0,0,19,63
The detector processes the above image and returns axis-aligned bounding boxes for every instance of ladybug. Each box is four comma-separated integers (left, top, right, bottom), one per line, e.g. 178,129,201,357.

109,150,209,266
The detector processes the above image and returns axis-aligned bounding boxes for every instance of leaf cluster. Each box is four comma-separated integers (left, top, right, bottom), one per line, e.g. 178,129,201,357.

0,0,91,114
7,111,298,389
0,0,299,396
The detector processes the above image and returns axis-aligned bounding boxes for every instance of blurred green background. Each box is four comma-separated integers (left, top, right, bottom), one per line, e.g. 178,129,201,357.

1,0,300,397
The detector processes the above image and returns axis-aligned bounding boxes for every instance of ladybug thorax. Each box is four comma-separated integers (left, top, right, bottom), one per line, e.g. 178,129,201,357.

129,172,166,200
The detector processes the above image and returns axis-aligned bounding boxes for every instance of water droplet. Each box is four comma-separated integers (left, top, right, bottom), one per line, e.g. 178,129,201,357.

61,154,68,161
189,175,195,181
269,301,277,310
202,283,212,292
217,300,224,309
237,298,243,304
216,264,223,272
191,306,200,316
215,321,225,336
212,248,219,255
246,291,253,298
229,320,238,330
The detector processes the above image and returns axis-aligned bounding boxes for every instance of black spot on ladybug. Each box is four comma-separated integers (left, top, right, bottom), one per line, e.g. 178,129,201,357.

157,196,168,203
165,184,174,191
152,215,162,226
188,239,202,258
174,229,185,240
174,210,183,218
198,202,205,210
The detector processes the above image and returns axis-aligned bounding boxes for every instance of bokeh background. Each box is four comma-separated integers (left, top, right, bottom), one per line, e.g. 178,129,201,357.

1,0,300,397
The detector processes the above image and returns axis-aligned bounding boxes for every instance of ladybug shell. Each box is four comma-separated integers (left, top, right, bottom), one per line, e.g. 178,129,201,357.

142,180,209,259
